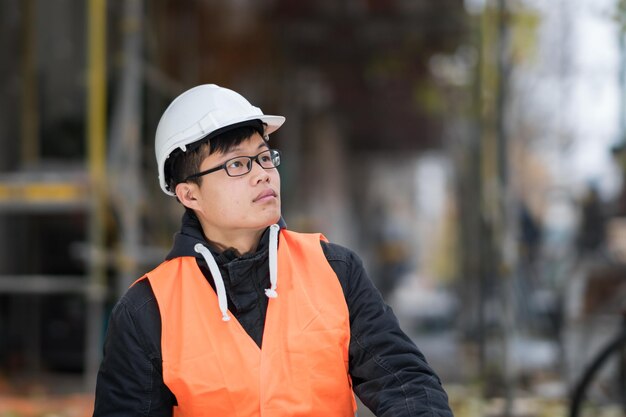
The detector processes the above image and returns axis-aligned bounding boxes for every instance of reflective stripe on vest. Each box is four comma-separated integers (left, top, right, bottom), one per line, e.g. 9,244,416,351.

144,230,357,417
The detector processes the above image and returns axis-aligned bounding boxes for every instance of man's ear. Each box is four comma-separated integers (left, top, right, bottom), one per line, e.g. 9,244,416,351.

175,182,201,211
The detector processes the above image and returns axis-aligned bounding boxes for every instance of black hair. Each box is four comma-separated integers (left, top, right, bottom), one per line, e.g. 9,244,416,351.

164,121,265,193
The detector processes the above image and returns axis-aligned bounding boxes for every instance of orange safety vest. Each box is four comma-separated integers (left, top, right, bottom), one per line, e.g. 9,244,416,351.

142,230,357,417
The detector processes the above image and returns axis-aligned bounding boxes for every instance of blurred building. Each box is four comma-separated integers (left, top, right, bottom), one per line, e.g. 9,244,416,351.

0,0,469,386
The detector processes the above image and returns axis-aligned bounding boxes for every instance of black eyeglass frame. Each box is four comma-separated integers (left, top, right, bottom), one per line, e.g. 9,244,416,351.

184,149,281,181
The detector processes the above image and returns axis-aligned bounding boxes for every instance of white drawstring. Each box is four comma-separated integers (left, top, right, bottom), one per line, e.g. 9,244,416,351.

265,224,280,298
193,224,280,322
194,243,231,322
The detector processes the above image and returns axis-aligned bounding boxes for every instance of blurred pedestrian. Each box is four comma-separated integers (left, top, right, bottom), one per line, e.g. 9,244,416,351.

576,183,606,255
519,203,542,265
93,84,453,416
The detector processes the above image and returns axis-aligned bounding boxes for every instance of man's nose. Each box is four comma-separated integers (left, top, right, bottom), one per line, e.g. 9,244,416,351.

250,162,270,183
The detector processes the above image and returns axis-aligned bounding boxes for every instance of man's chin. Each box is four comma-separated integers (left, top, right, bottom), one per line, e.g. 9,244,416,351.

263,209,281,225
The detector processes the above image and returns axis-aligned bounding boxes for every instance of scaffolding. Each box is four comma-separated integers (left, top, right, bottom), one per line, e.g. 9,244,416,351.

0,0,110,390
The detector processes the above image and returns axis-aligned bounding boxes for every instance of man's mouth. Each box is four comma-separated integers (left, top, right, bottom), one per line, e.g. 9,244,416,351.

253,189,277,202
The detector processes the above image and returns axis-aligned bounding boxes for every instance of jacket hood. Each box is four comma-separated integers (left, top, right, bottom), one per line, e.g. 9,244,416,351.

165,209,287,261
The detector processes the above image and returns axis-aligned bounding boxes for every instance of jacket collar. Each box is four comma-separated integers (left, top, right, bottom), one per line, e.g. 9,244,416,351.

165,209,286,262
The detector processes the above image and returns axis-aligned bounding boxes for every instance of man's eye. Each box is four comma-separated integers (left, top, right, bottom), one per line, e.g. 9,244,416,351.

260,155,271,163
228,160,245,169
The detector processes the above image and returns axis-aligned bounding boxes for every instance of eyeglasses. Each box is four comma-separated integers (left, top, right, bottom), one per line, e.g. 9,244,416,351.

185,149,281,180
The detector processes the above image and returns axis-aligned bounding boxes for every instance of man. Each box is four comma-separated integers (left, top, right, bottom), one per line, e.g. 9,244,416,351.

93,84,453,417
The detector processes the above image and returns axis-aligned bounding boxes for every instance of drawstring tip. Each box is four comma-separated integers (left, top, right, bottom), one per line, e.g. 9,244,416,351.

265,288,278,298
221,314,231,322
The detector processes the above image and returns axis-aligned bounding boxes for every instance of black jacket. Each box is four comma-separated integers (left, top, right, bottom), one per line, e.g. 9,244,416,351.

93,211,453,417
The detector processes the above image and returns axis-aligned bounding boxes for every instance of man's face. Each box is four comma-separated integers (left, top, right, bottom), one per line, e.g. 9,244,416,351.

190,132,281,239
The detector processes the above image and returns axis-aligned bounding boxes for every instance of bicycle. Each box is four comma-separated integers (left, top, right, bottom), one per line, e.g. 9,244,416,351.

568,270,626,417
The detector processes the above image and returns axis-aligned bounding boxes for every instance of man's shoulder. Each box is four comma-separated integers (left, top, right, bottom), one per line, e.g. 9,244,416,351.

118,277,158,314
320,240,362,265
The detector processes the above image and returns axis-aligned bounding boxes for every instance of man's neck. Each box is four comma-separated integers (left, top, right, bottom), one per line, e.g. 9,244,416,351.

200,226,264,256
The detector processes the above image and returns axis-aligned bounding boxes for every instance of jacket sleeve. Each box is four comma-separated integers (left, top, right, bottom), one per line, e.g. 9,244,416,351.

93,280,175,417
322,242,454,417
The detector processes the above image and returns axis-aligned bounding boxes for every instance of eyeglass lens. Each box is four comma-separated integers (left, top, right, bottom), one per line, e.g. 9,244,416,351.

225,150,280,176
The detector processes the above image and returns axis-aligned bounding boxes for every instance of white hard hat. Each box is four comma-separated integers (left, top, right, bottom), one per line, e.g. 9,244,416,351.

155,84,285,195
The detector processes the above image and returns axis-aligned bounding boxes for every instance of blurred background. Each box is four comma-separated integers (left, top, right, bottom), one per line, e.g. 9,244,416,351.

1,0,626,416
